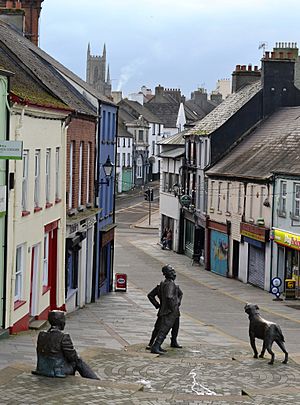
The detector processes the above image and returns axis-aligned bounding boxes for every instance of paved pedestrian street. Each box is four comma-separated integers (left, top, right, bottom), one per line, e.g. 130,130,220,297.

1,337,300,404
0,285,300,404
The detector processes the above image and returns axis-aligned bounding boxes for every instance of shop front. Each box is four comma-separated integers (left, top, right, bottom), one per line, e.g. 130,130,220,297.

273,229,300,296
65,212,97,312
183,210,195,258
240,222,269,290
206,220,229,277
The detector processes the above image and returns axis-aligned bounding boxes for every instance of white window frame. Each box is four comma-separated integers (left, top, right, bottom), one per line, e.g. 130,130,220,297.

69,142,74,209
86,143,90,203
294,183,300,217
43,233,49,287
137,156,142,178
238,183,242,214
45,149,51,204
55,147,60,201
123,137,126,147
122,153,126,167
259,186,265,218
15,244,25,301
279,181,287,214
116,153,120,167
78,142,83,206
226,182,230,213
127,153,130,167
21,150,29,212
249,185,254,220
217,181,222,212
34,150,40,208
210,180,214,209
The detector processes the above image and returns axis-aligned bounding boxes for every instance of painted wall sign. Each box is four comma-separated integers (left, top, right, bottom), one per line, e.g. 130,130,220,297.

0,140,23,160
273,229,300,250
240,222,268,242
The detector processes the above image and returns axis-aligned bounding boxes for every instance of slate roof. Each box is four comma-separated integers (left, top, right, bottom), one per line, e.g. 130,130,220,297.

206,106,300,180
117,122,133,138
158,130,186,145
158,148,184,158
185,81,262,137
144,101,180,128
0,21,100,116
119,99,163,124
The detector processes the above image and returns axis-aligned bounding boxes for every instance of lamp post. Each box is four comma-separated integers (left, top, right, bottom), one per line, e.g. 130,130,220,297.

98,156,114,186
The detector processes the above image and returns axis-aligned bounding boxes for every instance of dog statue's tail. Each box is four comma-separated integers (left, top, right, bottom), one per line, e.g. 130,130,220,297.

276,325,285,342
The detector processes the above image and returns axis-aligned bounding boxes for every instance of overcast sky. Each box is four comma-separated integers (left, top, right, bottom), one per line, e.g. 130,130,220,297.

40,0,300,98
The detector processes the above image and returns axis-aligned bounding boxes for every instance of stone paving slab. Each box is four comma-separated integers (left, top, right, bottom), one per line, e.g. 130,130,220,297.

0,342,299,404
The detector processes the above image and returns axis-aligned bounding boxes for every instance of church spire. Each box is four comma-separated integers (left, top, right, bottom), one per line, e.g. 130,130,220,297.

107,64,111,85
87,42,91,56
102,43,106,60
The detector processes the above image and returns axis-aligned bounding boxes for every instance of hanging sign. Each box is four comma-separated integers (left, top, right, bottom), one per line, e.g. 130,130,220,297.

0,140,23,160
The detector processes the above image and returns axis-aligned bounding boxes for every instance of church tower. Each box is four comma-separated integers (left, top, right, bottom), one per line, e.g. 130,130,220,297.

86,43,112,98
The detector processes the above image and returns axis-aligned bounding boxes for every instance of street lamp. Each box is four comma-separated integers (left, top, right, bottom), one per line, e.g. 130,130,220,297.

98,156,114,186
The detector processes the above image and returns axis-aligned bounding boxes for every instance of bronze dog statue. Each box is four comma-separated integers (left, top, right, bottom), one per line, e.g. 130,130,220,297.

244,303,288,365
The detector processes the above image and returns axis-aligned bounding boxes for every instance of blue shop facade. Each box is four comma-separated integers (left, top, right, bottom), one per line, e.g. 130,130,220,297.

93,102,118,300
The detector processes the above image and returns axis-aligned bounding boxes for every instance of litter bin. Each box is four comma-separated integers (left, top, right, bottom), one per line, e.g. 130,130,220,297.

115,273,127,292
285,279,296,300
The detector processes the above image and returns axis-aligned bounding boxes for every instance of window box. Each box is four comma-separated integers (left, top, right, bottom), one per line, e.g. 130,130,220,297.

277,209,286,218
22,210,30,217
55,198,62,204
34,207,42,213
225,211,231,217
209,208,214,213
45,202,53,209
217,210,222,215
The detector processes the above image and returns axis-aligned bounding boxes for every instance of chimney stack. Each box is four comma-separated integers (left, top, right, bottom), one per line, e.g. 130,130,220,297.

0,0,44,45
231,63,261,93
262,41,299,117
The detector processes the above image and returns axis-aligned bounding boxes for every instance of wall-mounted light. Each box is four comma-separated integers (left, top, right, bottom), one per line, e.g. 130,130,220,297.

98,156,114,186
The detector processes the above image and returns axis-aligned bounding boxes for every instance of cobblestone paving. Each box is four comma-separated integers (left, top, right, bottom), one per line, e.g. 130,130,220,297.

0,342,299,404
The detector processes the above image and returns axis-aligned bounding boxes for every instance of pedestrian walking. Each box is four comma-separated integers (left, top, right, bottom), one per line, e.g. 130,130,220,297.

166,228,172,250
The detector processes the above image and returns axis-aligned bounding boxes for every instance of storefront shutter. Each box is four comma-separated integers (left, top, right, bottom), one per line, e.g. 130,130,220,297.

248,244,265,289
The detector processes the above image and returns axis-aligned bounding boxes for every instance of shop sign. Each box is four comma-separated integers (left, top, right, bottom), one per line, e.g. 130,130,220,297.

0,140,23,160
273,229,300,250
101,228,115,247
240,222,268,242
285,279,296,300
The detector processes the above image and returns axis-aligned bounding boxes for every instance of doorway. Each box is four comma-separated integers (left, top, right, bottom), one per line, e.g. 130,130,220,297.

232,240,239,279
30,244,40,317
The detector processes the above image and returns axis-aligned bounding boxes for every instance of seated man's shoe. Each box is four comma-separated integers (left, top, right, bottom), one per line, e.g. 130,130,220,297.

159,347,167,353
170,340,182,348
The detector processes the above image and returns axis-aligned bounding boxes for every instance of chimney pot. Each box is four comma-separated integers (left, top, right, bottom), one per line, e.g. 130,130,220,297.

254,65,258,71
6,1,13,7
287,52,292,59
265,51,270,59
241,65,246,71
15,1,22,9
279,51,284,59
271,51,276,59
236,64,241,71
248,64,252,71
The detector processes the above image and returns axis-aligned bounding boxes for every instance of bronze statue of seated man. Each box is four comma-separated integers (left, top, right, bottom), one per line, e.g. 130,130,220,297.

32,310,99,379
